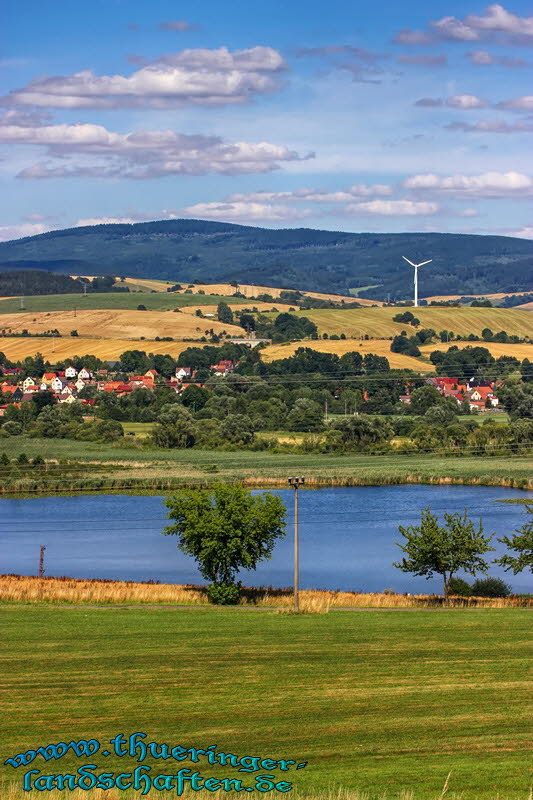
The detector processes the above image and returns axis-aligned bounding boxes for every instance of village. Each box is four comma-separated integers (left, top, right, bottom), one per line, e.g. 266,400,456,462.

0,358,503,416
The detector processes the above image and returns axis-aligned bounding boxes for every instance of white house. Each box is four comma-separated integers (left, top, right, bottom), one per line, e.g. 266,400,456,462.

78,367,92,380
65,366,78,379
75,379,86,392
176,367,192,380
22,377,36,390
51,377,68,393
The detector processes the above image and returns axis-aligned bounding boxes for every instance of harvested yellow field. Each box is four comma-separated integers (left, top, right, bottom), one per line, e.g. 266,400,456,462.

0,337,213,361
261,338,435,371
423,291,530,302
292,306,533,339
419,341,533,360
173,282,382,306
120,277,174,291
0,309,243,340
516,301,533,310
179,301,293,315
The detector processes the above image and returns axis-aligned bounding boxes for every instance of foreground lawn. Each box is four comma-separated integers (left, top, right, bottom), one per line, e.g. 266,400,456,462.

0,608,531,799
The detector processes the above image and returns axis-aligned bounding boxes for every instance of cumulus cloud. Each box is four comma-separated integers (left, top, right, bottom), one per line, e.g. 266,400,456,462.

344,200,440,216
404,171,533,197
394,4,533,46
446,119,533,132
180,201,314,222
506,225,533,239
1,46,286,109
0,118,310,179
496,95,533,111
226,185,393,203
415,94,488,108
159,20,199,32
466,49,531,66
447,94,488,108
0,222,55,241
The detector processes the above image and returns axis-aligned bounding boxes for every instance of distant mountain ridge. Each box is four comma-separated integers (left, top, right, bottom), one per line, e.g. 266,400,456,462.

0,218,532,300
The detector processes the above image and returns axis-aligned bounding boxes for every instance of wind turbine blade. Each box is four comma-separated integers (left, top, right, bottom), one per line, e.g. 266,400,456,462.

402,256,416,267
418,260,432,267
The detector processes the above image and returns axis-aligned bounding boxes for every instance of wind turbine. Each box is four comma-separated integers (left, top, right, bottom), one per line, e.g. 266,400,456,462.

402,256,432,307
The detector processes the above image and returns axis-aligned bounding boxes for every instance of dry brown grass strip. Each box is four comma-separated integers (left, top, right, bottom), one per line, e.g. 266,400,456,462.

1,575,531,608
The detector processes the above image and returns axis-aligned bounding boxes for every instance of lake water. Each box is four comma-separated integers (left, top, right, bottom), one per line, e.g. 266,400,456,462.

1,486,532,594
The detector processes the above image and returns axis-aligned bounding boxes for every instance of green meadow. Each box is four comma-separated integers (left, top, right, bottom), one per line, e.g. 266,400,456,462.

1,436,532,494
0,292,248,314
0,607,531,800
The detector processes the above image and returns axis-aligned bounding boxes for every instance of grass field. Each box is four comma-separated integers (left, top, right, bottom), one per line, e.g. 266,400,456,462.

0,607,531,799
2,437,532,491
0,292,250,314
261,339,435,371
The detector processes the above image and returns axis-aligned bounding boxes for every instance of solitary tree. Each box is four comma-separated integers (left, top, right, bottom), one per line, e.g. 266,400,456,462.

163,483,286,603
495,505,533,575
394,506,495,599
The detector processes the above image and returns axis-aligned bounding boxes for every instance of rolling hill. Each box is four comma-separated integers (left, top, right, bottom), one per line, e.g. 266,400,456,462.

282,306,533,339
0,219,532,300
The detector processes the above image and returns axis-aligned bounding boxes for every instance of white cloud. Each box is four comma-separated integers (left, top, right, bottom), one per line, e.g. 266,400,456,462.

414,94,488,108
446,119,533,133
1,47,286,109
0,118,310,179
159,20,199,32
446,94,488,108
506,225,533,239
466,49,530,66
496,95,533,111
226,184,393,203
394,4,533,46
404,171,533,197
344,200,440,216
0,222,55,241
180,201,314,222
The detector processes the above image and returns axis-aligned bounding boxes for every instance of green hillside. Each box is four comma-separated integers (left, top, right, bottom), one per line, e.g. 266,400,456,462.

0,291,250,313
0,219,532,300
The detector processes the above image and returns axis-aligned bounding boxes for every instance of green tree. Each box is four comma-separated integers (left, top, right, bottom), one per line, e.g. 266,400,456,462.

495,505,533,575
409,385,442,415
152,404,196,448
286,398,323,432
163,484,286,602
394,506,495,599
217,301,234,325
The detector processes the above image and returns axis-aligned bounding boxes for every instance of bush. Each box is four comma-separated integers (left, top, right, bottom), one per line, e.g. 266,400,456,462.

207,582,241,605
471,576,512,598
448,577,472,596
2,421,22,436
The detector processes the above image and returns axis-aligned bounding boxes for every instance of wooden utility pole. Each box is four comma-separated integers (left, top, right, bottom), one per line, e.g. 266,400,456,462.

38,545,46,578
287,476,305,611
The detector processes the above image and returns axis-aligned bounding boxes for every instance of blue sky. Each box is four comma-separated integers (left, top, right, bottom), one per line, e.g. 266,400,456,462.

1,0,533,240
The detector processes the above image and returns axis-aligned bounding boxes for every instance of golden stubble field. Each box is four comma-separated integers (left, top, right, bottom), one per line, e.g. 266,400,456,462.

261,339,435,371
0,309,244,339
290,306,533,339
173,282,382,306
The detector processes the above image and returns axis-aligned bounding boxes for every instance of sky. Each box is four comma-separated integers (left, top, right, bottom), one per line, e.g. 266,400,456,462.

1,0,533,241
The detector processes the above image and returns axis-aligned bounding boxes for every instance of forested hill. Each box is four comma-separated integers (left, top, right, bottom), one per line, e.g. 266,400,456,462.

0,270,84,297
0,219,532,300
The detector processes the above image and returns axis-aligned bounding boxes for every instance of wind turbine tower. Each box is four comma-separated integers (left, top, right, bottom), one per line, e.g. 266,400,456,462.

402,256,432,307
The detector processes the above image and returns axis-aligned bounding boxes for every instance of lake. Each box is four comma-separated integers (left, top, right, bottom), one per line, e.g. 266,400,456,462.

1,485,532,593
